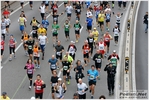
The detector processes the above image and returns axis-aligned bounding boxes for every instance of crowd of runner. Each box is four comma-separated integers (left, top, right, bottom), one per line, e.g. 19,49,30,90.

1,1,131,99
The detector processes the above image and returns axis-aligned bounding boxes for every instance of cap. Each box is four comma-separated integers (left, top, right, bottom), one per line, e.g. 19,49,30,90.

10,34,13,36
31,97,35,99
71,41,75,44
94,27,96,29
109,62,113,65
2,92,7,95
113,50,116,53
73,93,79,96
58,78,62,81
115,24,118,26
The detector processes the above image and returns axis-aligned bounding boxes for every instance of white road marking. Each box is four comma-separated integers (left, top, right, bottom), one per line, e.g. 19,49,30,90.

2,2,64,65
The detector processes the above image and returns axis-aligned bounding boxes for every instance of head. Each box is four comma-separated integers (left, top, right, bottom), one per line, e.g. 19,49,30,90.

52,55,55,59
52,71,57,77
84,40,88,45
24,31,27,35
2,92,7,99
89,33,93,37
63,56,68,62
113,50,116,55
109,63,113,67
65,52,69,57
33,17,35,20
117,13,120,16
10,35,14,39
67,3,70,6
41,3,44,6
54,21,57,25
41,32,45,36
57,41,61,46
58,78,62,84
29,36,32,40
4,8,8,11
36,74,41,81
115,24,118,28
73,93,79,99
91,65,95,70
76,60,81,66
76,20,79,24
54,1,57,5
40,25,43,28
21,11,24,14
27,59,32,64
65,20,69,24
78,78,82,84
93,27,97,31
105,31,109,35
146,12,148,15
99,95,106,99
2,18,5,22
100,38,103,42
96,50,100,54
100,10,104,14
107,4,110,8
70,41,75,45
34,42,38,47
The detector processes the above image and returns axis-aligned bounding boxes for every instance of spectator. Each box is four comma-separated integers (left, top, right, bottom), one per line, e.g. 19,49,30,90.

73,93,79,99
0,92,10,100
99,95,106,99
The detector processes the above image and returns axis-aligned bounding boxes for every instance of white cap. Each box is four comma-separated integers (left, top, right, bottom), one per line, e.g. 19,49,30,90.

31,97,35,99
58,78,62,81
113,50,116,52
71,41,75,44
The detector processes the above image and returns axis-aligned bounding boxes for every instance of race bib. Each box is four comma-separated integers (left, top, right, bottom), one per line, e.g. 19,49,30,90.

89,39,93,43
56,52,61,55
33,30,36,34
40,40,44,44
85,50,89,53
27,69,32,74
51,64,56,69
28,45,32,49
77,9,80,12
99,46,104,50
75,28,79,31
63,66,68,70
90,75,95,80
36,86,41,90
97,59,101,63
54,18,57,21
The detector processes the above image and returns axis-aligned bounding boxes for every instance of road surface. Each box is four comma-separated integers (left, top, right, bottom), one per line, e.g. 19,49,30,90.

1,1,129,99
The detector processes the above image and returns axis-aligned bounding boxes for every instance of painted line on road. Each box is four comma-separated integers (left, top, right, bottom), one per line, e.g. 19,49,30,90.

2,2,64,65
10,2,29,16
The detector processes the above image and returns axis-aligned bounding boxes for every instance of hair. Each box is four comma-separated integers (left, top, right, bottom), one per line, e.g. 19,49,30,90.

76,60,81,65
99,95,106,99
37,74,41,77
91,65,95,68
27,59,32,64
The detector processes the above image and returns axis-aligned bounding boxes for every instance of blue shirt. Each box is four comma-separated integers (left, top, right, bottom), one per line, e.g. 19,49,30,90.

86,17,93,26
48,58,58,65
87,69,98,81
42,20,49,28
95,10,100,18
106,13,111,20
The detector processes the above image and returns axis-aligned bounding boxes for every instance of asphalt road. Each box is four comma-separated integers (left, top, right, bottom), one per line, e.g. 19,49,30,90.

1,1,129,99
135,1,148,92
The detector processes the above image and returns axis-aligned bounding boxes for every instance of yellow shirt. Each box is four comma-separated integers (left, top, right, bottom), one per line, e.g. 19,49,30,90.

0,96,10,100
63,55,73,63
98,14,105,22
37,28,46,35
92,30,99,37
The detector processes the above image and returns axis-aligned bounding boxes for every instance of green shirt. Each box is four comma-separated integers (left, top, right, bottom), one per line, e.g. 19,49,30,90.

52,24,60,34
64,23,70,31
74,23,81,31
110,57,117,66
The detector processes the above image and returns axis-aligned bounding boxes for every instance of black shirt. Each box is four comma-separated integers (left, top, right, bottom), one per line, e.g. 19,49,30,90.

52,15,59,22
75,4,81,13
32,26,38,34
51,76,59,83
87,37,94,46
104,64,116,78
93,53,103,64
144,14,148,24
74,65,84,73
26,40,35,50
62,61,71,71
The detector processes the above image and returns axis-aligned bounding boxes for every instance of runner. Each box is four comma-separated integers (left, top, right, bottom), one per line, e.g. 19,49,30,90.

0,92,10,100
39,3,46,20
1,18,7,41
29,1,33,10
21,31,29,56
4,1,10,8
51,12,64,24
63,52,74,65
54,78,67,99
5,15,11,34
20,11,27,18
31,23,39,41
118,1,122,9
67,41,77,60
113,24,121,45
112,1,114,9
72,1,76,10
61,56,72,84
94,7,100,25
75,2,81,21
63,20,71,41
51,1,58,14
50,71,59,99
96,38,107,58
104,63,116,95
48,55,58,72
66,3,73,21
103,31,113,55
87,65,99,99
85,0,91,8
64,0,68,9
38,32,48,60
105,10,111,31
52,21,60,46
98,10,105,34
87,33,94,58
18,14,27,34
93,50,103,72
108,50,120,70
143,12,148,33
37,25,47,36
24,59,35,90
73,93,79,99
122,1,127,10
113,12,123,29
54,41,64,69
20,0,24,10
45,0,49,13
33,74,46,99
8,35,17,61
86,15,93,33
1,37,5,63
92,27,99,49
33,42,41,68
74,60,85,83
2,8,10,18
74,20,82,43
77,78,88,99
30,17,40,27
25,36,35,60
42,16,49,31
99,95,106,99
82,40,91,66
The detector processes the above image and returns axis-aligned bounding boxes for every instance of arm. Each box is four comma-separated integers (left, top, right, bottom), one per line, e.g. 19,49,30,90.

104,64,108,71
62,83,67,93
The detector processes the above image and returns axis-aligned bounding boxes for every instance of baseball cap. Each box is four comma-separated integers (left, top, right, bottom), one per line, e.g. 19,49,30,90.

113,50,116,53
73,93,79,96
71,41,75,44
2,92,7,95
58,78,62,81
94,27,96,29
31,97,35,99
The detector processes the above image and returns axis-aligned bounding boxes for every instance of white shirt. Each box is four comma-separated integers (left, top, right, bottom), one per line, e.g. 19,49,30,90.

68,46,75,55
86,11,93,17
113,28,120,36
39,5,45,13
5,18,11,25
38,35,47,45
77,83,88,95
66,6,73,14
105,8,111,12
99,42,104,50
116,15,121,23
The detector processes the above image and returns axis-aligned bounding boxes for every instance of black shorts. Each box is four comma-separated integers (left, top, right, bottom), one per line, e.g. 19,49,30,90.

83,53,89,58
95,63,102,69
5,1,9,3
89,45,93,54
67,13,71,17
53,33,58,37
32,33,38,39
114,36,119,41
76,12,81,15
27,74,33,79
87,26,92,30
6,25,9,28
64,2,67,4
73,3,76,6
20,2,24,6
56,55,62,60
28,50,33,55
106,19,110,23
63,70,70,76
35,93,43,99
1,49,4,55
34,56,39,61
45,4,49,7
65,31,69,37
29,1,33,5
104,41,110,48
69,53,75,60
75,30,80,34
98,21,104,27
50,68,56,72
88,80,96,86
123,2,126,7
79,93,86,99
51,86,55,93
9,47,15,54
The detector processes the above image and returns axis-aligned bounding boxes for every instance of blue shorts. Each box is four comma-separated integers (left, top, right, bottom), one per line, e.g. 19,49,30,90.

20,25,24,31
40,45,45,52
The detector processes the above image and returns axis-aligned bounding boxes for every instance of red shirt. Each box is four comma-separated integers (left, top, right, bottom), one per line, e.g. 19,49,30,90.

2,10,10,16
82,44,90,54
35,80,44,93
1,40,5,50
104,34,111,42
